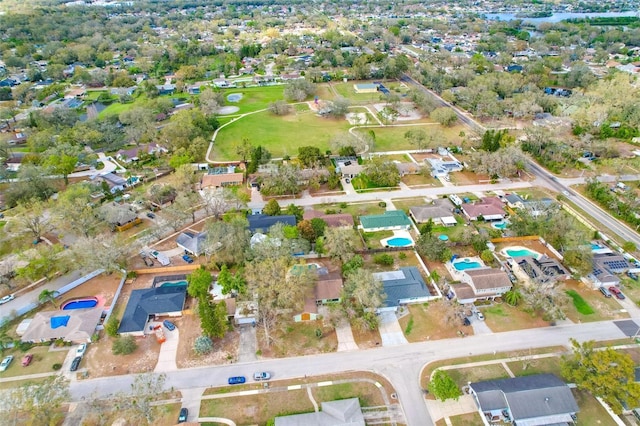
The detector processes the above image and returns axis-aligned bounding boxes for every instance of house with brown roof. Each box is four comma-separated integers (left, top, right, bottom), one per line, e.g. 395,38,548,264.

294,271,343,322
21,308,103,344
451,268,512,304
303,210,354,228
201,172,244,189
116,143,168,163
461,197,506,221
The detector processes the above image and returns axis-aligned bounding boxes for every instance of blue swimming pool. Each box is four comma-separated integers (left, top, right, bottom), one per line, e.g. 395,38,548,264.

591,243,604,250
386,237,413,247
160,281,188,287
62,298,98,310
506,249,538,258
492,221,508,229
227,93,243,102
453,260,482,271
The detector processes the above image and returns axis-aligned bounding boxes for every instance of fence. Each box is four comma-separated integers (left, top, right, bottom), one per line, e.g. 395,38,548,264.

99,270,127,331
152,274,188,287
133,264,200,275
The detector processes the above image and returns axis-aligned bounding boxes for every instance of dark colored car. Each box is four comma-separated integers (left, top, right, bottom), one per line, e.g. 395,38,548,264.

146,212,156,219
163,320,176,331
182,254,194,264
608,286,626,300
228,376,246,385
462,317,471,326
599,286,612,298
178,407,188,423
70,356,82,372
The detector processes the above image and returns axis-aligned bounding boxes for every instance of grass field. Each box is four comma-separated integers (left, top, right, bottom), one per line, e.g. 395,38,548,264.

331,81,389,103
566,290,595,315
353,122,465,152
211,109,351,160
311,382,385,406
219,85,288,114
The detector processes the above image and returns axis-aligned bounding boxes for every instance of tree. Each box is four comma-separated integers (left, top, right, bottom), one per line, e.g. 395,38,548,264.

198,297,228,339
204,216,250,266
342,268,385,331
105,315,120,337
297,220,316,242
284,79,317,101
298,146,323,168
11,198,52,241
561,339,640,414
244,256,314,346
363,158,400,187
324,227,359,265
329,96,351,117
187,267,213,298
112,373,166,424
404,129,428,151
236,138,254,163
623,241,637,253
217,265,246,295
310,218,327,238
263,199,281,216
285,204,303,221
430,107,458,126
8,375,70,425
194,335,214,355
416,233,450,262
268,100,291,116
428,370,461,402
69,234,129,273
199,88,225,116
112,335,137,355
503,287,523,306
52,184,104,237
38,289,59,308
480,129,508,152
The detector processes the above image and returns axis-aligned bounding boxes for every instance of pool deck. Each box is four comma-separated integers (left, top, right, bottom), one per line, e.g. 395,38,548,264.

61,294,106,310
445,257,487,281
380,230,415,248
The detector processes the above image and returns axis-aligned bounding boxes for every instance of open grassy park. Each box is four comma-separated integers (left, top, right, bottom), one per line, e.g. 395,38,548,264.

353,122,466,152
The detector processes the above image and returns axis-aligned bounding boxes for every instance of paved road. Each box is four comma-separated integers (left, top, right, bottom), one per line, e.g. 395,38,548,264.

69,319,628,426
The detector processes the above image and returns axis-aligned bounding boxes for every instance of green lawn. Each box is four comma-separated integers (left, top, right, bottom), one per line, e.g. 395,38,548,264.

566,290,595,315
212,110,351,160
314,202,387,223
354,123,467,152
391,197,428,213
219,85,288,114
573,389,618,426
331,81,389,103
312,382,385,406
446,365,511,388
98,101,136,118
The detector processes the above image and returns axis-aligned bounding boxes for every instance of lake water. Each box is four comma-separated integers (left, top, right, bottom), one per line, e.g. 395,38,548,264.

484,11,639,24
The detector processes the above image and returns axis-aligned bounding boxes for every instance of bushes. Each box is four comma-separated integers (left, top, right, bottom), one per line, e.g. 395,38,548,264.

105,315,120,337
374,253,394,266
194,336,214,355
112,335,137,355
52,363,62,370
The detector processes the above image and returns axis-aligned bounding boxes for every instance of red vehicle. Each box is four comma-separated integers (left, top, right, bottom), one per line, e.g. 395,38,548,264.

21,354,33,367
608,286,626,300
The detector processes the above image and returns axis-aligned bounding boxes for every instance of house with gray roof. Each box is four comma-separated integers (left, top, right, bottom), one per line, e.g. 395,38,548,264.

275,397,364,426
589,253,631,287
469,374,579,426
453,268,512,304
118,285,187,336
409,198,456,226
373,267,433,312
359,210,411,232
248,214,297,234
176,231,207,256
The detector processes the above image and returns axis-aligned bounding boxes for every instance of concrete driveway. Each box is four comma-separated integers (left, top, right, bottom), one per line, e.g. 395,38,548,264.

470,314,493,335
154,322,179,372
378,312,408,346
335,319,358,351
237,324,257,363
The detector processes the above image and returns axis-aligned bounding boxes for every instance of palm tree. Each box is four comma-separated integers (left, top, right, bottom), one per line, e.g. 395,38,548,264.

504,287,523,306
38,289,59,308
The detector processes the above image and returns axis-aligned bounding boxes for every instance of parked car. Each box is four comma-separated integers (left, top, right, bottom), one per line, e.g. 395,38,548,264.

462,317,471,326
253,371,271,381
163,320,176,331
0,294,15,305
0,355,13,371
228,376,246,385
142,256,154,267
627,271,639,281
182,254,194,264
475,311,485,321
608,286,626,300
76,343,87,358
178,407,188,423
146,212,156,219
21,354,33,367
599,286,612,298
70,356,82,372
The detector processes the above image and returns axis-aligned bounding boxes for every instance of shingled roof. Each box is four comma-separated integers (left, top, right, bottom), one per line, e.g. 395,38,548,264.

118,285,187,334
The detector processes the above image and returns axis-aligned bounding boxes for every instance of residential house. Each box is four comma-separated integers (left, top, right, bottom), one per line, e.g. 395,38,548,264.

201,172,244,189
294,271,343,322
248,214,297,234
340,164,364,179
275,398,365,426
523,198,556,217
396,162,420,176
303,210,354,228
95,172,127,194
373,267,433,312
213,78,232,88
176,231,207,256
515,256,570,284
360,210,412,232
118,284,187,336
589,253,631,287
469,374,579,426
234,300,258,325
461,197,506,221
409,198,457,227
98,202,139,228
452,268,512,304
427,157,464,178
156,84,176,95
116,143,168,163
21,308,103,344
504,193,525,209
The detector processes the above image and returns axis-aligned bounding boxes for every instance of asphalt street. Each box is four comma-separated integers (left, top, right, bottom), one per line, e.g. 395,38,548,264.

69,319,628,426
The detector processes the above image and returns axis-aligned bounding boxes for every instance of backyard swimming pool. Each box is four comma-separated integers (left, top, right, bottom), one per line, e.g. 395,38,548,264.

492,221,508,229
61,297,98,310
503,247,541,259
452,259,483,271
160,281,188,287
227,93,243,102
386,237,413,247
